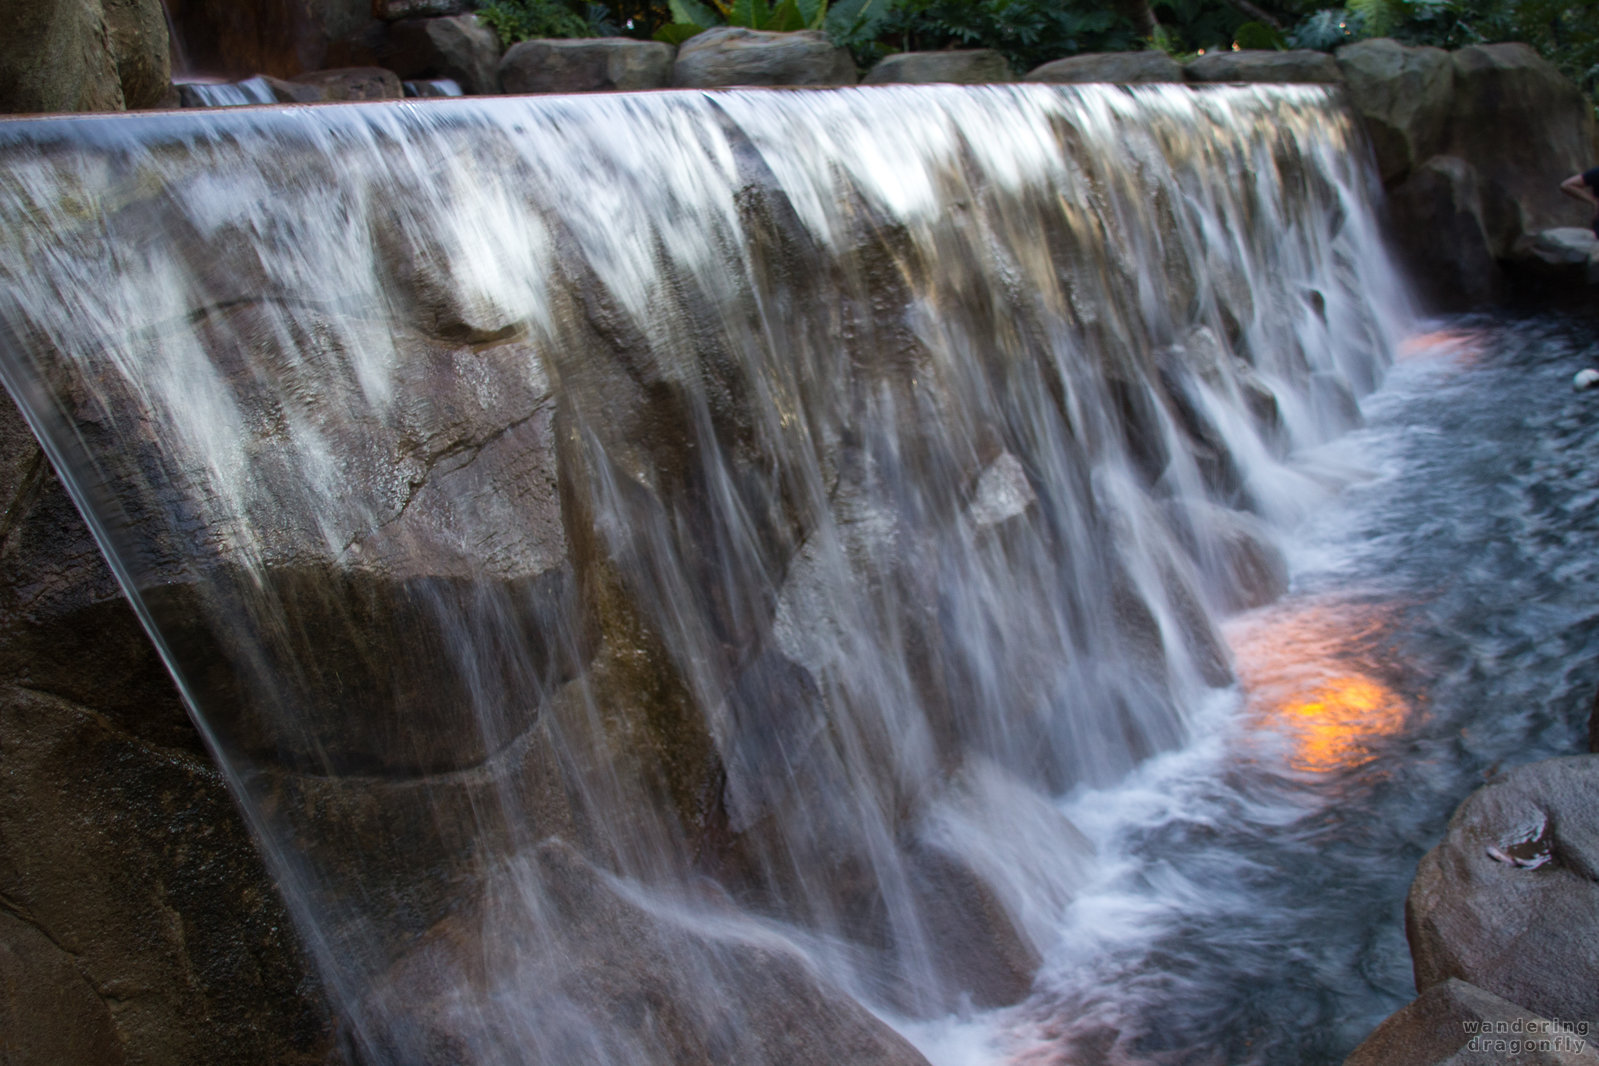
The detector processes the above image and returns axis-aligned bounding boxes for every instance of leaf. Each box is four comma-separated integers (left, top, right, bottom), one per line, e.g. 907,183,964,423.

824,0,890,42
728,0,764,27
670,0,723,27
1232,20,1286,49
770,0,808,29
654,21,706,42
796,0,829,28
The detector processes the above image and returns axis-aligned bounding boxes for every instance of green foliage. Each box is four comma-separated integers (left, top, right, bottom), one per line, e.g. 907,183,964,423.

478,0,618,46
872,0,1142,71
653,0,838,39
1286,0,1599,101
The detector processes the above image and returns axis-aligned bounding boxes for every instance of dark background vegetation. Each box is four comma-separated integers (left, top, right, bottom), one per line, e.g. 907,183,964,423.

475,0,1599,99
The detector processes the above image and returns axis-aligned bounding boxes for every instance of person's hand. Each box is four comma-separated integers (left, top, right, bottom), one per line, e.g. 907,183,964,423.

1560,172,1599,207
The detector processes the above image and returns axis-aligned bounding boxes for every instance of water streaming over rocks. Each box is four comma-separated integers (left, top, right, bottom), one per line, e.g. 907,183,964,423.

0,84,1410,1064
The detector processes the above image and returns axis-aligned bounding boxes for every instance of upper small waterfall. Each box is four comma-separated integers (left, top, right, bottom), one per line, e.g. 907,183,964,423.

0,83,1411,1064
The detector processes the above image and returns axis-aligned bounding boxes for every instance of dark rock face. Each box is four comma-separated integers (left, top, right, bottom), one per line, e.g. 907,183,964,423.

0,0,171,114
366,839,935,1066
290,65,405,101
164,0,380,79
375,0,466,19
1344,979,1599,1066
1184,49,1344,84
671,27,856,88
499,38,676,94
0,397,340,1066
1025,51,1184,83
1335,37,1454,185
384,15,501,96
1386,155,1505,309
862,49,1013,85
1407,755,1599,1026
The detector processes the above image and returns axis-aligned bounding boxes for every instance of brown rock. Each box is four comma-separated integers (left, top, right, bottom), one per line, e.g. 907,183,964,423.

0,0,174,113
0,395,339,1066
1184,48,1343,84
163,0,380,79
1335,38,1453,185
365,839,935,1066
290,65,404,100
1026,50,1184,83
1345,979,1599,1066
671,26,856,88
862,49,1013,85
498,37,676,94
1407,755,1599,1025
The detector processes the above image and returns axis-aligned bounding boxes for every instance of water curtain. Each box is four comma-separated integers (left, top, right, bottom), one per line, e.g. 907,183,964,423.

0,84,1410,1063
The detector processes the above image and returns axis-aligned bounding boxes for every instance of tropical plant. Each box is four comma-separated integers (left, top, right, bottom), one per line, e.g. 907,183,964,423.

653,0,893,46
478,0,619,46
871,0,1142,71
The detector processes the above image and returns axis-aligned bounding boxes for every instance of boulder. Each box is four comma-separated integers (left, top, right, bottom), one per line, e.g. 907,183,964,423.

499,38,676,94
366,839,935,1066
1335,38,1454,185
289,65,404,101
0,0,172,113
1344,979,1599,1066
375,0,466,19
1184,48,1343,84
1445,43,1597,235
384,14,501,96
1407,755,1599,1025
1385,155,1504,310
671,26,856,88
1025,50,1184,83
862,49,1013,85
105,0,175,108
1506,228,1599,293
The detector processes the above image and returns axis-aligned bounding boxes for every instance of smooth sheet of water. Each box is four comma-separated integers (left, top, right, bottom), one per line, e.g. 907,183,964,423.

909,315,1599,1066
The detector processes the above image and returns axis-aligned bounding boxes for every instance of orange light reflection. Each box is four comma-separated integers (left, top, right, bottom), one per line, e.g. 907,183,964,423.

1397,328,1486,366
1226,600,1409,774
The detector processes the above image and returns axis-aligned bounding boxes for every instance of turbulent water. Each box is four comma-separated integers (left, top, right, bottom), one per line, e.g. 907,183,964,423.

0,85,1413,1064
910,316,1599,1066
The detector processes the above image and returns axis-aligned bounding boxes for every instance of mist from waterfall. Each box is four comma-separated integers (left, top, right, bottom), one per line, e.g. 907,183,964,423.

0,84,1412,1064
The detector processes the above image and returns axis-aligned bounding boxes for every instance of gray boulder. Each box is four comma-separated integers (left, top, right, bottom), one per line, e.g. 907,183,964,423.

499,38,675,94
1184,48,1343,84
290,65,405,101
385,14,501,96
1386,155,1505,310
863,49,1012,85
1026,51,1184,83
1407,755,1599,1025
672,26,856,88
1445,43,1597,234
1344,979,1599,1066
1335,38,1453,185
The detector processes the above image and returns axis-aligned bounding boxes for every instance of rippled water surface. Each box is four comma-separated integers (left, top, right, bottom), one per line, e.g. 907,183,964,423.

915,315,1599,1066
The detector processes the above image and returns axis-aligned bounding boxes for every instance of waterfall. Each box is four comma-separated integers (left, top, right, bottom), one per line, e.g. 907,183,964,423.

0,84,1411,1064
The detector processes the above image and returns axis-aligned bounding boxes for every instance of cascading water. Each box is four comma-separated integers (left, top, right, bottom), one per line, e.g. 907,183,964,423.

0,84,1411,1064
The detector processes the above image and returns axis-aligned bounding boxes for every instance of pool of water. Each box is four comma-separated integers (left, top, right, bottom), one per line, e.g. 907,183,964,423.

909,313,1599,1066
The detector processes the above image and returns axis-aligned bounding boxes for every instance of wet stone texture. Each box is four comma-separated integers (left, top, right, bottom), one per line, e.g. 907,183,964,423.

0,396,342,1066
1407,755,1599,1026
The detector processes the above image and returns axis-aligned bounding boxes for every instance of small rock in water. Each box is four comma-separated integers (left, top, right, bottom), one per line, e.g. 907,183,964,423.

1574,368,1599,391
